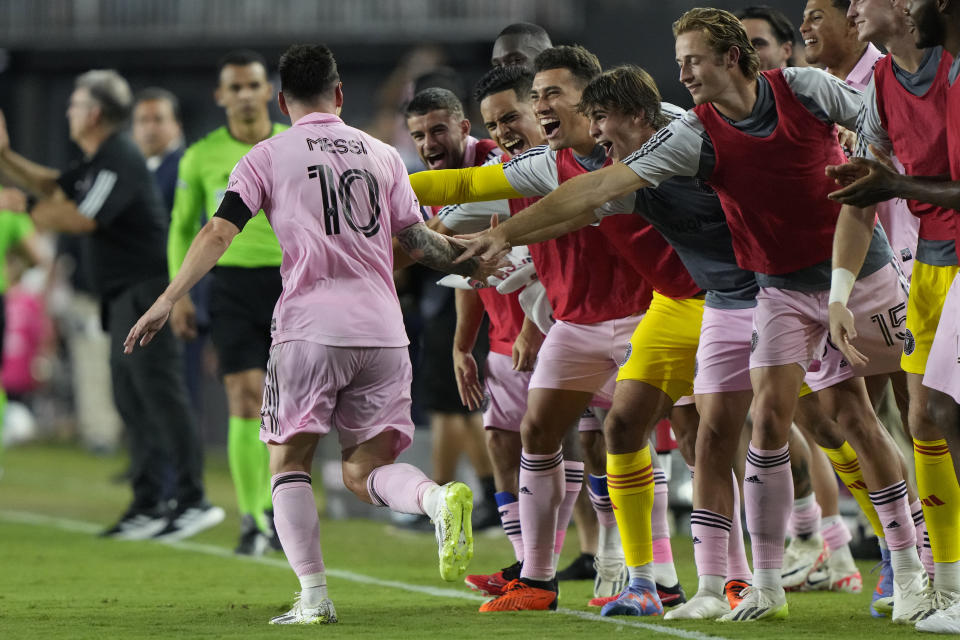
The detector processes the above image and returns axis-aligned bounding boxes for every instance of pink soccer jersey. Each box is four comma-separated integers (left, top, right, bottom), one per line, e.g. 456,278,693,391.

227,112,423,348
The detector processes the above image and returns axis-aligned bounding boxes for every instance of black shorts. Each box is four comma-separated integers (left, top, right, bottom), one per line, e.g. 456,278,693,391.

417,296,489,414
209,266,282,375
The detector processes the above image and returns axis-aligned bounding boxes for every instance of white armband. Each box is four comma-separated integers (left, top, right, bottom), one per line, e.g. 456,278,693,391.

828,268,856,306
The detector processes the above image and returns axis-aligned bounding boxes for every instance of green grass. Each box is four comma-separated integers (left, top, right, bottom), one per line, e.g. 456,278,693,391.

0,444,923,639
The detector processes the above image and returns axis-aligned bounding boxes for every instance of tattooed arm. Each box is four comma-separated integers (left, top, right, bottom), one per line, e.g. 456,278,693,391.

395,221,481,277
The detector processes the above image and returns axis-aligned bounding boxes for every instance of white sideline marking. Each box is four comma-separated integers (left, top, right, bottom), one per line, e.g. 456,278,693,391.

0,509,728,640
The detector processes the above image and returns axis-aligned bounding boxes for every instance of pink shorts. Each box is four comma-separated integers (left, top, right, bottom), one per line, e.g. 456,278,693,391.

528,315,641,404
694,305,754,394
483,352,531,432
750,263,907,377
923,273,960,404
259,341,415,457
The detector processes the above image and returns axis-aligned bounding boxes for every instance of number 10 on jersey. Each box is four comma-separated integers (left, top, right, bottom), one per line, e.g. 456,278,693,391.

307,164,382,238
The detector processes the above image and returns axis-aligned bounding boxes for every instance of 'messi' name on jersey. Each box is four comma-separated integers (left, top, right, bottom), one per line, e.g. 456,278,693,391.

306,136,368,155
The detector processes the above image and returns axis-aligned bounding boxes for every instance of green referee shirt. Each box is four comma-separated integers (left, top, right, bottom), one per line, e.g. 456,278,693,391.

168,124,287,278
0,209,34,294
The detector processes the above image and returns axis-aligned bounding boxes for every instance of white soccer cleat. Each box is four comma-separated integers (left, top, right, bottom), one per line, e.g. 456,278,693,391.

916,592,960,634
432,481,474,581
781,534,828,591
269,595,338,625
593,555,628,598
719,586,788,622
664,594,730,620
892,570,935,625
802,553,863,593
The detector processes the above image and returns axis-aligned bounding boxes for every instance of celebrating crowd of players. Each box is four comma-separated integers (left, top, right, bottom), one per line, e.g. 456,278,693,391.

4,0,960,632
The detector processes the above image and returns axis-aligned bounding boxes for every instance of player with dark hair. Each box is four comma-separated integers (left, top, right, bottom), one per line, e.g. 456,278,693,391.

828,0,960,624
491,22,552,69
800,0,926,611
167,49,288,555
125,43,486,626
427,9,931,623
736,5,798,69
411,44,704,615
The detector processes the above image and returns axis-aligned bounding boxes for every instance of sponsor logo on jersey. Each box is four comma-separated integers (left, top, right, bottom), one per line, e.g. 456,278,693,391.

903,329,916,355
480,392,491,413
619,344,632,367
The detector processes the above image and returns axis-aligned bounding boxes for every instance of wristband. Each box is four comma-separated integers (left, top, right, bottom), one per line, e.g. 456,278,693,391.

828,268,856,306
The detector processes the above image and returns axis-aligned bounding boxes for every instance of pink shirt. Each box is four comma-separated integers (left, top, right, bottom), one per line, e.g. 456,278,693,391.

227,112,423,347
840,44,920,274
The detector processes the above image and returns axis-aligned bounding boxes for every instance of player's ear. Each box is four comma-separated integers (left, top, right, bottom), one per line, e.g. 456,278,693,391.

278,91,289,116
335,82,344,110
214,87,225,108
459,118,472,137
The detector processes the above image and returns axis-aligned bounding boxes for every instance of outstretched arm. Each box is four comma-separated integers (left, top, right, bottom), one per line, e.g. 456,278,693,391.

125,217,239,352
396,221,486,277
457,163,648,262
409,163,524,206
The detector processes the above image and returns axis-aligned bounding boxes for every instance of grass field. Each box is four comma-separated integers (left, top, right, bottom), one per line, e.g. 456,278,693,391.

0,444,928,639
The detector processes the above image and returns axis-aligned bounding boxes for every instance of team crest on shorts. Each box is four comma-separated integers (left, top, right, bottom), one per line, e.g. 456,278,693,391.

903,329,916,356
481,392,491,413
619,344,632,367
751,330,759,353
693,357,699,379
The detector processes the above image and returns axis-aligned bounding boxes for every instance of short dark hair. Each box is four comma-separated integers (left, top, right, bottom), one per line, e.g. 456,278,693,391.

735,5,798,45
278,44,340,103
533,45,602,87
579,65,670,130
217,49,268,77
134,87,181,123
474,65,534,104
496,22,551,43
830,0,851,11
404,87,465,121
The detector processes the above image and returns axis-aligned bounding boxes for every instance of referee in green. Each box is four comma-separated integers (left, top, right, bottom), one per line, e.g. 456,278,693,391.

169,50,287,555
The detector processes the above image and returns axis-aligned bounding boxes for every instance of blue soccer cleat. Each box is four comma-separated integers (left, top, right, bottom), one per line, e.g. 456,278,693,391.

600,578,664,617
871,547,894,618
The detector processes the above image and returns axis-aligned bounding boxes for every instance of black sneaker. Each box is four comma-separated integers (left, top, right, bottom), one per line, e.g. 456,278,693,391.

153,500,225,542
556,552,597,581
100,505,168,540
263,509,283,552
657,581,688,607
234,514,269,556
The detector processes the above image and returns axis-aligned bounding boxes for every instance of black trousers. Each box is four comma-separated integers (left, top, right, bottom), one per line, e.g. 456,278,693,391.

106,277,205,509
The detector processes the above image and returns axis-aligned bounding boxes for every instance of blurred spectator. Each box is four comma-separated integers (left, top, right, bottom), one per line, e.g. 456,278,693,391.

132,88,184,212
491,22,552,69
0,70,223,540
736,5,799,69
133,87,210,415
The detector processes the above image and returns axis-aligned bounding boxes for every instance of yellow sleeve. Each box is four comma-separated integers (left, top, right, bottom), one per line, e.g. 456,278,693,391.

167,149,204,279
408,163,523,206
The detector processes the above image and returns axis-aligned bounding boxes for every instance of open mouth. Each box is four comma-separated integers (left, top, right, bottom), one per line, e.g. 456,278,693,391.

540,118,561,138
598,140,613,157
503,138,526,155
425,152,446,169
